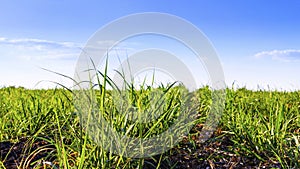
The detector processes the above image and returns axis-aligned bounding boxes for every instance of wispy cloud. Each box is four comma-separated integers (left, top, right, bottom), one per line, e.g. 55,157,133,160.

254,49,300,62
0,37,80,48
0,37,82,60
0,37,139,61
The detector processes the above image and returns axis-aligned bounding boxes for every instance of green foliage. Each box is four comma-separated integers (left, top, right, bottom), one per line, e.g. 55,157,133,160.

0,86,299,168
222,88,300,168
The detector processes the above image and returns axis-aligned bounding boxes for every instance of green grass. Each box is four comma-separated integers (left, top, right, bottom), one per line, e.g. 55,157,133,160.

0,85,299,168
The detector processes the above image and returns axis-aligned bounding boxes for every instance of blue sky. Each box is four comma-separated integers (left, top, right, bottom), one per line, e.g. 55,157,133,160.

0,0,300,90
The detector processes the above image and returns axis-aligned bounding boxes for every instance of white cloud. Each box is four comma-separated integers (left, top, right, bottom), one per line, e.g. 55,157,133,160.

0,37,80,48
254,49,300,62
0,37,82,60
0,37,6,41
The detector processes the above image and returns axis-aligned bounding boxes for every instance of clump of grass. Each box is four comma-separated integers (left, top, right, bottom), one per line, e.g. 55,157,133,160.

72,58,200,168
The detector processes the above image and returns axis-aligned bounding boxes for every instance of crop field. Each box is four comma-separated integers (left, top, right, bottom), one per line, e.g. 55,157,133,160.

0,85,300,168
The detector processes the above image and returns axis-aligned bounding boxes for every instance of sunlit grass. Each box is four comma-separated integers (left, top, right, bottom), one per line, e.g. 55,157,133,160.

0,84,299,168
